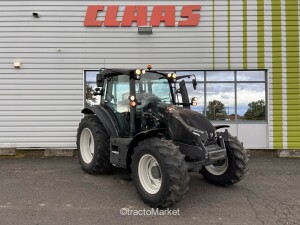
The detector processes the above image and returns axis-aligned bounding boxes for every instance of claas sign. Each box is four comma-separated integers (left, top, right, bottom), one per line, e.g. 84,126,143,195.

84,5,201,27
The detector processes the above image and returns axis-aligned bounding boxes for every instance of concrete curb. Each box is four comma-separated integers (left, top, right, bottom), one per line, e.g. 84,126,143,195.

1,148,300,158
0,148,16,156
44,149,75,157
278,149,300,158
0,148,76,157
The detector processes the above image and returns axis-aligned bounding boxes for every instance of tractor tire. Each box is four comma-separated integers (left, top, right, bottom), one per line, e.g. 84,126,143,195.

131,137,190,208
200,134,249,186
77,115,113,174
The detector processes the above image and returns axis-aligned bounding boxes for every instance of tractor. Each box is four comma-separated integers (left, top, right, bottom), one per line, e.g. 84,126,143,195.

77,66,249,208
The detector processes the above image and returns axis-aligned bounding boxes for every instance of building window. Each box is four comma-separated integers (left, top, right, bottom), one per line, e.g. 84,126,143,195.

84,70,100,106
178,70,267,122
84,70,267,121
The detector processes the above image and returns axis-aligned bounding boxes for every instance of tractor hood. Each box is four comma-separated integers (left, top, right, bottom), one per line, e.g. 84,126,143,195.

155,104,216,146
176,107,216,134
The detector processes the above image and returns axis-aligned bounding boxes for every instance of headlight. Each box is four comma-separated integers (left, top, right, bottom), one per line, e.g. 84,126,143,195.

135,69,141,75
191,97,198,106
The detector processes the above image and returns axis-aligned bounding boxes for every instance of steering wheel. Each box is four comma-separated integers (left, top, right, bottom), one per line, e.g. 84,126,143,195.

143,96,161,111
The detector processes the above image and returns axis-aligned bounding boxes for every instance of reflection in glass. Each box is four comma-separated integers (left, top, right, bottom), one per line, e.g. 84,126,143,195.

84,70,267,122
237,83,266,120
206,71,234,81
176,71,204,81
85,82,98,106
85,71,100,106
206,83,235,120
86,71,98,82
237,71,265,81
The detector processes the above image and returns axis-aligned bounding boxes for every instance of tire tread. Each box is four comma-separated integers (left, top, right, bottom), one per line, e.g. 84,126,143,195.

132,138,190,208
76,115,113,174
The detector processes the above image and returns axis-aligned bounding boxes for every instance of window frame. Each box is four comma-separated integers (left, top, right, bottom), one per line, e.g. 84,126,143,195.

84,69,268,123
174,69,268,123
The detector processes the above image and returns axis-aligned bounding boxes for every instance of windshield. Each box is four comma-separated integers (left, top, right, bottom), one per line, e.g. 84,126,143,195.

136,72,173,107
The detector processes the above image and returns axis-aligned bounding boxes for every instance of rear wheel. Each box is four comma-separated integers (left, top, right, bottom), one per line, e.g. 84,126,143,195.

131,138,189,208
77,115,113,174
200,134,249,186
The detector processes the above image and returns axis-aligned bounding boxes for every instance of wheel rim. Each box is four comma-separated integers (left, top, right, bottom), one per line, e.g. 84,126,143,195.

80,128,95,164
205,157,228,176
138,154,162,194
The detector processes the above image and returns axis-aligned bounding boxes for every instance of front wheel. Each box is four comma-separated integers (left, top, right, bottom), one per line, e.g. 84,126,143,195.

200,134,249,186
131,138,190,208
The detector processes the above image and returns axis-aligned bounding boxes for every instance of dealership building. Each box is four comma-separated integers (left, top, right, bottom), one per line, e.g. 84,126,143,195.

0,0,299,151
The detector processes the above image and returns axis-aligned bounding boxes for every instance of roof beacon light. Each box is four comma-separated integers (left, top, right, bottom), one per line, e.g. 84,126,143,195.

147,64,152,70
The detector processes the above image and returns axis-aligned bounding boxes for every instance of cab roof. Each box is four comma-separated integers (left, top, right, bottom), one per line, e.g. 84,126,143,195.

100,68,133,77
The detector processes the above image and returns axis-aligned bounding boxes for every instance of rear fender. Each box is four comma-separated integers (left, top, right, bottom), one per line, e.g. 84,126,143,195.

81,106,118,137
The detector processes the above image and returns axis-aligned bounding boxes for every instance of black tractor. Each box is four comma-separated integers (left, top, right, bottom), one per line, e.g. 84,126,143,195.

77,66,249,208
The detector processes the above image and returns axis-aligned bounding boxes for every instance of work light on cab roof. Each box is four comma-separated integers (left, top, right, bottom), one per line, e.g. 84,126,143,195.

134,68,146,80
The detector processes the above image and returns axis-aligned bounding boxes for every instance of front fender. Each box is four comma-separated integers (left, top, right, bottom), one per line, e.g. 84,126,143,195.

216,129,229,141
126,128,168,171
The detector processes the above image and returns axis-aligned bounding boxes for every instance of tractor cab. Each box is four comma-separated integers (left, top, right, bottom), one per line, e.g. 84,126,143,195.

94,67,197,138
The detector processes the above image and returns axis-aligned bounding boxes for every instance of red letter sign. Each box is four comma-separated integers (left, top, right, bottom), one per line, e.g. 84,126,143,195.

179,5,201,26
104,5,121,27
122,6,148,27
84,5,201,27
150,6,176,27
84,5,104,27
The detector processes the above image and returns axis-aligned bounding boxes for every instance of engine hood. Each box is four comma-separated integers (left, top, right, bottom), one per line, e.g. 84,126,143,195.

155,104,216,145
176,107,216,134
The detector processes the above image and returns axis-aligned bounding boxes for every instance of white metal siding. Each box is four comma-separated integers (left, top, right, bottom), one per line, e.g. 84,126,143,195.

1,0,299,149
0,0,214,148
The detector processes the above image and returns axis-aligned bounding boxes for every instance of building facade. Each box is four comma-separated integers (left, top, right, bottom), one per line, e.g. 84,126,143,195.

0,0,299,150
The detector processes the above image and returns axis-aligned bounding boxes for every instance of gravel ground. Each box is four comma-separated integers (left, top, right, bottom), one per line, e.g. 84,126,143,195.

0,151,299,225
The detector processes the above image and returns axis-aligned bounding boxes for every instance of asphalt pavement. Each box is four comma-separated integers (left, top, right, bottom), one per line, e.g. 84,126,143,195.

0,151,299,225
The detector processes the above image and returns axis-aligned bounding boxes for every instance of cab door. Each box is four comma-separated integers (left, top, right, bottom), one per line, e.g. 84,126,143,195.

103,75,131,137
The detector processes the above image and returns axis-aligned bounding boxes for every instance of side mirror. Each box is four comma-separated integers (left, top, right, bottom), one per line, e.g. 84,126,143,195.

192,79,197,90
179,80,190,108
96,73,104,87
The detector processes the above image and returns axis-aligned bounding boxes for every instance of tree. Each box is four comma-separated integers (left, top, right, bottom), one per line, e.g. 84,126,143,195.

206,100,227,120
243,99,265,120
86,83,97,106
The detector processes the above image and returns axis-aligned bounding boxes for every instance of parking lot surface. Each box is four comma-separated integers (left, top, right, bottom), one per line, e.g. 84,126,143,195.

0,151,299,225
